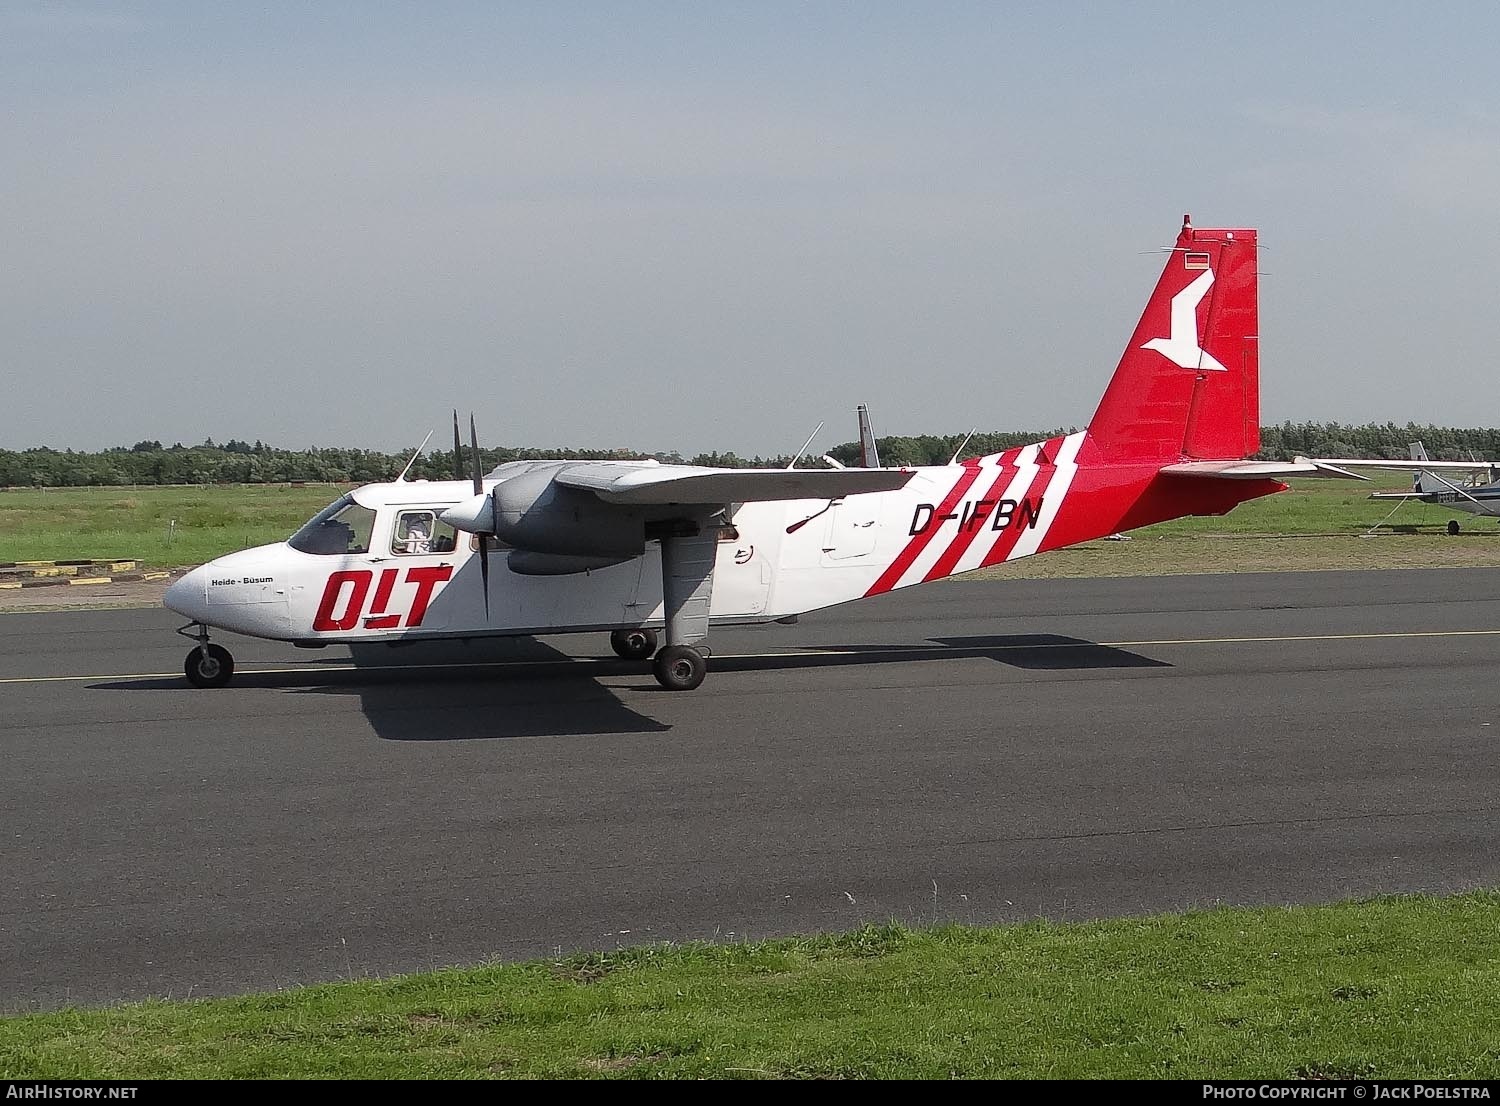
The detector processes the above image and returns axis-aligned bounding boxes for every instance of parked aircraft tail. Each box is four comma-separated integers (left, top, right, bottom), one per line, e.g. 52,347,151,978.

1408,442,1443,494
857,404,881,468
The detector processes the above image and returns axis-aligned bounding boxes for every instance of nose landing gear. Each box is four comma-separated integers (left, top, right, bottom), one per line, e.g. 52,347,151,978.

177,623,235,688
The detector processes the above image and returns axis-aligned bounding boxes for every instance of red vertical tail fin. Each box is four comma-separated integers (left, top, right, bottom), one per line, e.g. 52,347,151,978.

1087,216,1259,463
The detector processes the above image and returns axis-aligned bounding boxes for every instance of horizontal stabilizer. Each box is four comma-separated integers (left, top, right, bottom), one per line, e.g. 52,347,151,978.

555,463,914,506
1159,459,1368,481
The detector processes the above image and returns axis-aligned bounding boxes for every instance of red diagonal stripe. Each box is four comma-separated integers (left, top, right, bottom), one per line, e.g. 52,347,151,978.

981,449,1063,567
920,451,1035,583
863,461,987,597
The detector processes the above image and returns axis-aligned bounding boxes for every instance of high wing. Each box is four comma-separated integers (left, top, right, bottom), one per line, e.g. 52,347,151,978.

1159,459,1368,480
552,462,913,505
1300,439,1497,482
1298,455,1500,503
1302,457,1497,474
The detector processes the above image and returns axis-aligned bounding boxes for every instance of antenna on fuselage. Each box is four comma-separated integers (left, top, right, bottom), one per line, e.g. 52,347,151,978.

949,429,977,465
395,429,435,482
785,421,824,470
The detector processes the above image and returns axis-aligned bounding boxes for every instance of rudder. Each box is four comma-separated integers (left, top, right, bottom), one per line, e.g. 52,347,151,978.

1087,216,1259,463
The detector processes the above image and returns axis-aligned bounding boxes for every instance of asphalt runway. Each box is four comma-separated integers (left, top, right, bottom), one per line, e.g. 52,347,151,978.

4,567,1500,1013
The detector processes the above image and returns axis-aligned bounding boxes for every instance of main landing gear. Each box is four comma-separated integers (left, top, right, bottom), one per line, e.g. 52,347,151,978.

608,630,707,691
652,644,707,692
612,528,720,691
609,628,658,660
651,530,718,691
178,623,235,689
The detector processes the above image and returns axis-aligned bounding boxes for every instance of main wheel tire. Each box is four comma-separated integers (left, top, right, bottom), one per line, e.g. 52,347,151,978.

1447,519,1461,535
652,644,707,691
185,644,234,689
610,628,658,661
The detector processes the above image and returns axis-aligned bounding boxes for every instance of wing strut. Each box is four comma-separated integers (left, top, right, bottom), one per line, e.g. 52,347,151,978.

1418,469,1500,516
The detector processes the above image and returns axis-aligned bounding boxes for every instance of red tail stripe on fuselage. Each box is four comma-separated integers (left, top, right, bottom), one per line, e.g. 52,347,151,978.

978,435,1074,564
979,440,1067,567
862,456,995,598
920,438,1060,582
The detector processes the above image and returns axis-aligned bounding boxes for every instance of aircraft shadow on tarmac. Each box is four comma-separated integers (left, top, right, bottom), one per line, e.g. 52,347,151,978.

89,637,672,742
753,634,1172,673
87,633,1166,741
940,633,1170,670
301,637,669,741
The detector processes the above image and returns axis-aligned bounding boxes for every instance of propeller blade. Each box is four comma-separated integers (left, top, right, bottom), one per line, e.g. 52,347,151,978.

452,410,464,482
478,534,491,620
467,413,490,618
469,413,483,496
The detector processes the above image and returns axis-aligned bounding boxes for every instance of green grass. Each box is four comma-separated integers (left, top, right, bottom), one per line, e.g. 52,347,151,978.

1149,478,1420,536
0,485,344,568
2,478,1494,574
3,893,1498,1078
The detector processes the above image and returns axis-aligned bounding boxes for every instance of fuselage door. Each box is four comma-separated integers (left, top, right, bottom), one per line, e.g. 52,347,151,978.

821,497,880,561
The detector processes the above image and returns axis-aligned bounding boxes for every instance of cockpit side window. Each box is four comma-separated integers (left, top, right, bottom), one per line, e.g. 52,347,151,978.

392,510,458,556
287,496,378,556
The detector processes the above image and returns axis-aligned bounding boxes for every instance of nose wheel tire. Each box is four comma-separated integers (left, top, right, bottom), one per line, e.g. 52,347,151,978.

610,628,659,661
185,644,235,689
652,645,707,691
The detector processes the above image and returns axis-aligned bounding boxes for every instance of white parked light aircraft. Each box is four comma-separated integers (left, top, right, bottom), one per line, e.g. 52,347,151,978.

166,216,1323,691
1306,442,1500,534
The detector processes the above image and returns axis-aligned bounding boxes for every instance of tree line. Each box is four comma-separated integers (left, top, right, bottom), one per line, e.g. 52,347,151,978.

1,423,1495,488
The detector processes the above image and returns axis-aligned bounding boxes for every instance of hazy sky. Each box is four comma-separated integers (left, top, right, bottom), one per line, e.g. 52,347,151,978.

5,2,1499,457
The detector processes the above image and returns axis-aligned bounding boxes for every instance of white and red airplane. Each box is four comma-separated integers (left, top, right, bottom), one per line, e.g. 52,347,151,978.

166,215,1320,691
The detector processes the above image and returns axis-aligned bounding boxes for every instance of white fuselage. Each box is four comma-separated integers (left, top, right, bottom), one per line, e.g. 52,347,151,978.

165,441,1084,645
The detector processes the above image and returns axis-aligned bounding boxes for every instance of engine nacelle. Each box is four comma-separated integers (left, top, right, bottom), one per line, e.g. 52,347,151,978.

492,466,645,558
506,550,634,576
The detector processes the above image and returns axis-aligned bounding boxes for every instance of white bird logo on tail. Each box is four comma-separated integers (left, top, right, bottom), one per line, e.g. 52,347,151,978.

1141,268,1226,372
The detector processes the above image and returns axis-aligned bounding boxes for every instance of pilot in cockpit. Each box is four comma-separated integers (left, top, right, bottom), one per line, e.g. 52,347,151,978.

400,515,431,555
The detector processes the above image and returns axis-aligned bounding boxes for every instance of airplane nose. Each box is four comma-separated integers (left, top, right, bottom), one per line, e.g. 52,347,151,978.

163,565,209,622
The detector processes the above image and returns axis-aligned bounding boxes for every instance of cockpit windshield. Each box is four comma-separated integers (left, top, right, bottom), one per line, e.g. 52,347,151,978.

287,495,377,556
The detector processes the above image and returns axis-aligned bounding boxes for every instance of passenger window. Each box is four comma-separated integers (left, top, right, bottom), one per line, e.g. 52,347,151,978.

392,510,458,556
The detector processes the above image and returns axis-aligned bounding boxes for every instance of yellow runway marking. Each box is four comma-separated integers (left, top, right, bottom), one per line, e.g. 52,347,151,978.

4,627,1500,686
1103,628,1500,648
